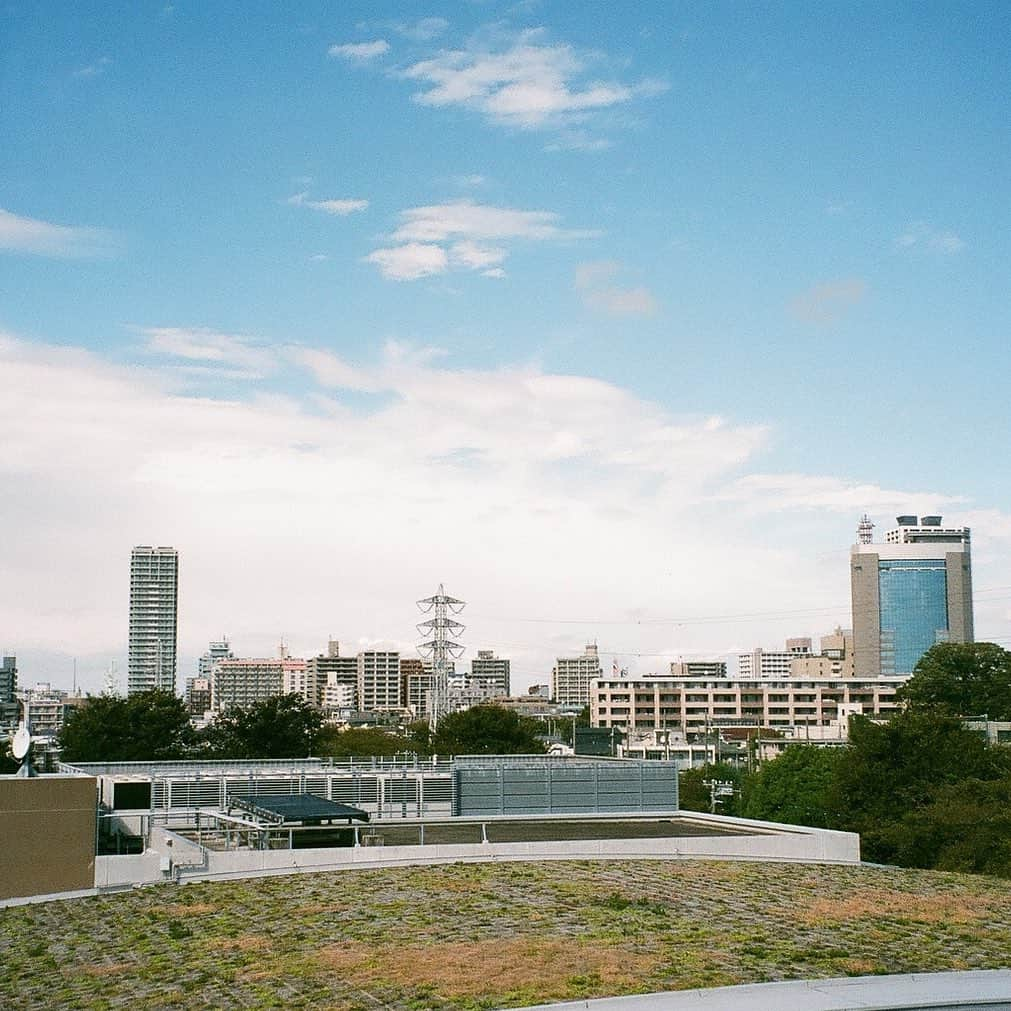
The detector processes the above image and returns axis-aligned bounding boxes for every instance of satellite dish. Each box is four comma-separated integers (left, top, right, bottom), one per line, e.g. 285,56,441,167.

11,725,31,761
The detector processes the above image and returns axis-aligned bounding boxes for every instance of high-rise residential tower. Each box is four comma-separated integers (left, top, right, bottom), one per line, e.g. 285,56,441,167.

851,515,973,677
127,546,179,695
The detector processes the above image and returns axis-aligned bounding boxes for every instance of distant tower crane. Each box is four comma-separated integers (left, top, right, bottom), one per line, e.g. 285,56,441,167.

416,584,466,729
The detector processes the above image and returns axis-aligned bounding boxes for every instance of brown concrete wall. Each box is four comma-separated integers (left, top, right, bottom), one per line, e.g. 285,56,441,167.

851,550,880,676
0,776,97,900
946,550,975,643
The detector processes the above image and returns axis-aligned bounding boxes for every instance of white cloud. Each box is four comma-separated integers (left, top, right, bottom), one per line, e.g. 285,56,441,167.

0,207,117,258
449,240,507,270
287,192,369,216
367,199,595,281
365,242,449,280
895,222,966,254
139,326,277,377
716,474,962,516
400,28,661,131
328,39,390,60
575,260,657,316
4,331,1007,690
393,199,595,243
788,278,866,324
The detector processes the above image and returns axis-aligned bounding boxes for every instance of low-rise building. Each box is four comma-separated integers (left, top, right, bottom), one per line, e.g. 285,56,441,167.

668,660,728,678
184,676,212,716
591,675,904,734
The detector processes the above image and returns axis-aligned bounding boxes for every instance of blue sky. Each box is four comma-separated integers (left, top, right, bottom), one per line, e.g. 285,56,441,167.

2,2,1010,690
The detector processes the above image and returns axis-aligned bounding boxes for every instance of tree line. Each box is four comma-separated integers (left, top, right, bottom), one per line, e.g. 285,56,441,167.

679,642,1011,878
55,693,546,765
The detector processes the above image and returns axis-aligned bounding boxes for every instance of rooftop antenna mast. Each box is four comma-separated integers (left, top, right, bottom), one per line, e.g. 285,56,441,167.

416,583,466,730
857,514,874,545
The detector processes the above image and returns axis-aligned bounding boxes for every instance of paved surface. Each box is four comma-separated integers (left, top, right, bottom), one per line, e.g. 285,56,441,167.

359,818,760,847
516,971,1011,1010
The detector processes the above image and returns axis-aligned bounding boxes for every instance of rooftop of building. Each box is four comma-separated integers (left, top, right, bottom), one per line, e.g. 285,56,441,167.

3,859,1010,1008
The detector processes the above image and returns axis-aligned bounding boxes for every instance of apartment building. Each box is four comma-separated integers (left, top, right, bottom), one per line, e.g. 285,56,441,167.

400,658,435,720
310,641,359,710
357,651,402,712
0,656,16,704
552,644,602,705
469,650,511,696
127,545,178,695
184,676,212,716
668,660,727,678
211,658,303,712
591,675,904,733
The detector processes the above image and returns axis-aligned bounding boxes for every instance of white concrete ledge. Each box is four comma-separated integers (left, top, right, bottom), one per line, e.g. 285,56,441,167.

516,970,1011,1010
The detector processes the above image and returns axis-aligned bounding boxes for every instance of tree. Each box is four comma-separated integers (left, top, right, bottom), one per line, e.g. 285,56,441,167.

826,710,1011,864
743,745,840,828
58,691,195,763
318,726,408,759
897,642,1011,720
202,694,324,759
429,704,547,756
678,762,744,816
892,775,1011,877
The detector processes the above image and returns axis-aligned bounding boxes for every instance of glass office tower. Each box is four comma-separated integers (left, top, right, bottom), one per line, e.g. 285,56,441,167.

851,516,972,677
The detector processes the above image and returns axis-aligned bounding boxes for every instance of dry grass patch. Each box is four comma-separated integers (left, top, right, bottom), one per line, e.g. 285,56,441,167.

78,962,136,978
800,889,982,925
208,934,271,952
292,902,353,915
318,938,661,999
152,902,218,916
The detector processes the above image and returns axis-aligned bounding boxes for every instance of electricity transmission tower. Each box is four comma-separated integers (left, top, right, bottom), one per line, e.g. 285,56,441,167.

416,583,466,729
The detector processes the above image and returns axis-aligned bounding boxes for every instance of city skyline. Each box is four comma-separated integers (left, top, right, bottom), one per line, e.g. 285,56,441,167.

7,511,1005,696
3,4,1010,692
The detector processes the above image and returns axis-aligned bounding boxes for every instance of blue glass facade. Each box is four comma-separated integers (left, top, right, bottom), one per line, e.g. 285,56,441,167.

878,559,949,674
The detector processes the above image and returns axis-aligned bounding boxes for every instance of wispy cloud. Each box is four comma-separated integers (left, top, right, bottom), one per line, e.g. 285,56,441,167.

74,56,111,79
138,326,277,378
575,261,657,316
895,222,965,254
0,207,118,258
544,131,613,153
788,278,866,324
367,199,596,281
393,200,595,243
392,17,449,42
286,192,369,216
328,39,390,61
